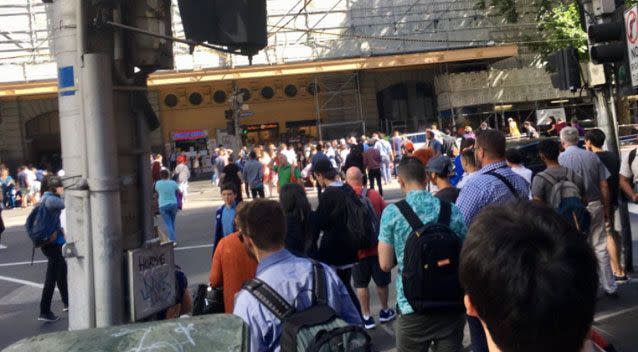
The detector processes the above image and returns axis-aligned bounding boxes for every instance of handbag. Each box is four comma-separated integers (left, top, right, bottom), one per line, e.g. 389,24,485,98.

176,190,183,210
192,284,224,315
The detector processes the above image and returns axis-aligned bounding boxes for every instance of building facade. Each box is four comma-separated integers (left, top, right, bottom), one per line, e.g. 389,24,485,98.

0,0,592,168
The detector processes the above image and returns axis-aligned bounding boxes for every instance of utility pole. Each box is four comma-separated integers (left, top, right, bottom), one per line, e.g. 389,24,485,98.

230,81,244,154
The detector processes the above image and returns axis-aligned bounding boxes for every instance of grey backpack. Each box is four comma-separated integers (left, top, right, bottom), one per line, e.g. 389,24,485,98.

537,169,581,209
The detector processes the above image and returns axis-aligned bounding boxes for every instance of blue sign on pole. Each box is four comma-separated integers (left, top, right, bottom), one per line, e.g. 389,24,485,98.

240,111,254,118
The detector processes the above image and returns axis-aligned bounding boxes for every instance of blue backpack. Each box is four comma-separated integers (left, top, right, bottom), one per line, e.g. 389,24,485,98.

25,195,57,247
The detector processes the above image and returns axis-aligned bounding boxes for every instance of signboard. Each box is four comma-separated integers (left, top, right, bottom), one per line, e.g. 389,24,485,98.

242,123,279,132
240,111,254,118
173,130,208,141
535,108,566,125
625,6,638,87
127,243,176,321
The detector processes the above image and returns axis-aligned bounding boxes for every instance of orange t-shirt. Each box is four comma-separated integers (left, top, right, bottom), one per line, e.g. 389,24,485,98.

209,232,258,313
351,185,387,259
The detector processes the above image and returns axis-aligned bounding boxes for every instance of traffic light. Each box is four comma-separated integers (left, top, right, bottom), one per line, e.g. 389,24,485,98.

227,121,235,135
242,128,248,135
547,47,582,92
177,0,267,57
588,22,626,64
224,109,233,120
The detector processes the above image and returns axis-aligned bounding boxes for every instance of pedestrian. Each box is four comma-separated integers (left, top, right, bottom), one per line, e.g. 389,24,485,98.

508,117,521,138
314,158,362,315
523,121,539,138
279,182,319,257
209,203,258,313
531,139,585,206
427,155,459,203
363,138,383,196
505,148,532,185
173,156,191,204
456,129,529,352
210,148,220,185
571,117,586,137
37,176,69,322
426,130,442,156
214,149,227,187
459,202,599,352
345,167,396,330
456,149,478,189
584,129,626,282
242,151,265,199
311,143,329,195
450,138,475,186
213,183,240,252
151,154,163,182
155,169,180,245
233,199,362,352
342,144,367,186
271,153,301,193
412,145,435,171
158,265,192,319
374,133,393,185
0,166,16,209
558,127,617,297
259,147,275,198
378,157,467,352
221,154,243,203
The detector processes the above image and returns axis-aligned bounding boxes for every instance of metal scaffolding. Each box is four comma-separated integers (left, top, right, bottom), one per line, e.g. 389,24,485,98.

313,72,364,140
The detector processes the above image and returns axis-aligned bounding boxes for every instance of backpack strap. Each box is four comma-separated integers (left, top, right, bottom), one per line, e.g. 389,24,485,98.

629,148,637,168
395,200,424,231
361,187,368,198
536,171,558,187
243,278,295,320
311,261,327,305
437,201,452,227
485,170,519,199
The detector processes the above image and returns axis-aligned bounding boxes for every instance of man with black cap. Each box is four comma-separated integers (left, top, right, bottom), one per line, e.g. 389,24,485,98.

427,155,459,203
314,158,362,315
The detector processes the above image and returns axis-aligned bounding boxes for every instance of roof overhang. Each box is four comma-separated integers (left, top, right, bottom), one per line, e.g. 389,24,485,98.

0,44,518,98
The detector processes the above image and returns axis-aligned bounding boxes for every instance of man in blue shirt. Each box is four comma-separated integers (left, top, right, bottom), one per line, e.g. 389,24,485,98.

427,130,442,156
233,200,361,351
378,157,467,352
456,129,529,352
213,183,239,252
310,143,329,195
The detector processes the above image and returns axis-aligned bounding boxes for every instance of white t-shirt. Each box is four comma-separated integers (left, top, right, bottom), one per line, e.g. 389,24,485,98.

619,147,638,185
511,165,533,185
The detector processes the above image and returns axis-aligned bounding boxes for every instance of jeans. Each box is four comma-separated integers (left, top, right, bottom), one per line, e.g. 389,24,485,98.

381,158,391,184
40,243,68,315
368,168,383,196
211,171,219,186
393,155,402,177
2,186,15,208
251,187,265,199
160,204,178,242
396,311,465,352
336,268,362,317
587,201,617,294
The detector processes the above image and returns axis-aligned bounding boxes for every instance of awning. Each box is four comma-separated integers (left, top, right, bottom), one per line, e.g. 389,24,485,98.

0,45,518,98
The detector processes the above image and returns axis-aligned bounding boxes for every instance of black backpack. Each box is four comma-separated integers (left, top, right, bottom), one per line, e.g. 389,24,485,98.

342,185,378,250
395,200,464,313
243,261,371,352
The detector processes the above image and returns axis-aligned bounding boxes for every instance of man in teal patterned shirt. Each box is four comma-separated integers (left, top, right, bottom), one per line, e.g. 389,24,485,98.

378,156,467,352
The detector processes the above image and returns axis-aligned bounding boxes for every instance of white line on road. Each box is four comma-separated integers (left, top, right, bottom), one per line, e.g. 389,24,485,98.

0,260,47,267
0,274,43,288
174,243,213,251
595,305,638,322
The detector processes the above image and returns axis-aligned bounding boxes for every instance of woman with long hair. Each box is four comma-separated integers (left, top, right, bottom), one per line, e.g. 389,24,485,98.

279,183,318,257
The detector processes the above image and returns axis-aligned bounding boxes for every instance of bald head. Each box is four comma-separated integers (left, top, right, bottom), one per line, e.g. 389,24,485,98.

346,167,363,187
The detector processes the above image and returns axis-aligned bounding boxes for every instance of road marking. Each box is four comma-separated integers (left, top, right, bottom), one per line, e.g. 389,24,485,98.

174,243,213,251
595,305,638,322
0,260,47,267
0,244,6,249
0,274,44,288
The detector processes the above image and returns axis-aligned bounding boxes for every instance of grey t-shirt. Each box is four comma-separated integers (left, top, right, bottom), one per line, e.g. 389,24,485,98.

242,159,264,188
558,146,610,202
531,166,586,204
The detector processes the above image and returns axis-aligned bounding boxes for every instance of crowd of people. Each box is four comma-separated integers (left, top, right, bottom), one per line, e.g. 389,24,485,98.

6,118,633,351
200,124,631,352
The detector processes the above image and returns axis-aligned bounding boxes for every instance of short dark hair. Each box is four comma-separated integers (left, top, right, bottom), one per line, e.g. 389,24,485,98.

236,199,286,251
220,182,237,194
397,156,426,184
460,137,475,150
505,148,524,165
461,149,476,168
584,128,605,148
249,151,257,159
476,130,506,158
537,139,560,161
160,169,170,179
460,202,598,352
316,143,323,151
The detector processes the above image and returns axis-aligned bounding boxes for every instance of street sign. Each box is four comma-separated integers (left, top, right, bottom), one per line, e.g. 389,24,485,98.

625,6,638,87
240,111,254,118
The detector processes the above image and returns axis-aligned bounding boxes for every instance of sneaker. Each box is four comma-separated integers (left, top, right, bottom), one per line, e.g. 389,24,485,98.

363,316,376,330
379,308,397,323
614,274,628,282
63,305,69,312
38,312,60,322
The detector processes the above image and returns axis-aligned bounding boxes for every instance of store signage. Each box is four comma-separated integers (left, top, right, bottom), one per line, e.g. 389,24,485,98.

173,130,207,141
240,111,255,118
625,6,638,87
243,123,279,132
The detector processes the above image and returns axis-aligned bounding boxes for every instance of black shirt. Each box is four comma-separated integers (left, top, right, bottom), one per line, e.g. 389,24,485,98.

596,151,620,208
435,187,460,204
316,184,358,266
222,163,242,186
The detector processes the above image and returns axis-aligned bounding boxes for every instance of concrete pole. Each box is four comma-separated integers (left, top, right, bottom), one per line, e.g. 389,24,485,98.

50,0,95,330
82,54,124,326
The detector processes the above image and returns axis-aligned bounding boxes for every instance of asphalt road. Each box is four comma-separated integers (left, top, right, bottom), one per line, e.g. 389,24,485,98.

0,180,636,351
